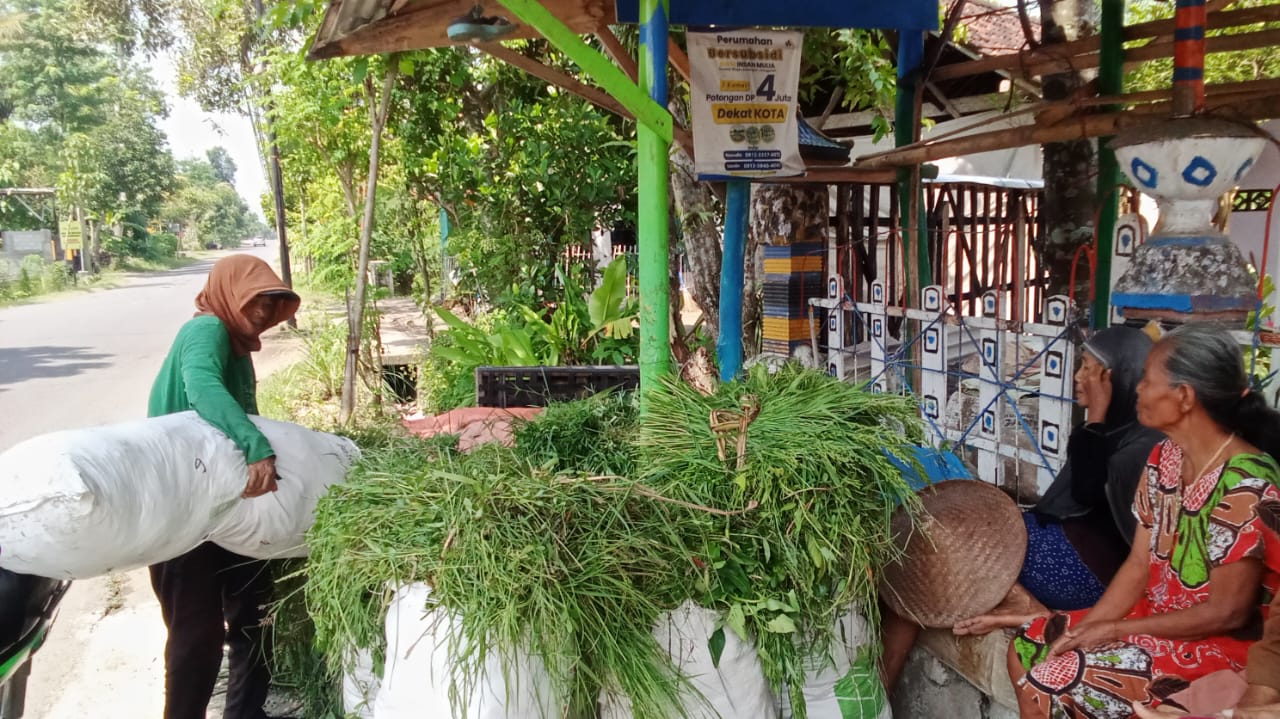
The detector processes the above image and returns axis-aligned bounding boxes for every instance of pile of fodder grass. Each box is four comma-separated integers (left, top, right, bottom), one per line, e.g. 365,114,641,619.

638,363,923,719
306,370,922,719
305,393,697,719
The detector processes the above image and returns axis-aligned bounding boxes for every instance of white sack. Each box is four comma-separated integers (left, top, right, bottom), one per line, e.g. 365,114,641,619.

600,600,778,719
373,582,557,719
342,648,380,719
208,416,359,558
781,608,891,719
0,412,358,578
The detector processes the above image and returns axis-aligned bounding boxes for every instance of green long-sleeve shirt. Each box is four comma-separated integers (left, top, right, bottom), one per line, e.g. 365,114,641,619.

148,314,274,463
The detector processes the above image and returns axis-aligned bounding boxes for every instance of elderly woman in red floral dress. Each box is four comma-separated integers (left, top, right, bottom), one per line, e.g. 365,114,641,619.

1008,324,1280,719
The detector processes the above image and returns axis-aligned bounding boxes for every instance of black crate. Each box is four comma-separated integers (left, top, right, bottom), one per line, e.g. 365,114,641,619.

475,365,641,407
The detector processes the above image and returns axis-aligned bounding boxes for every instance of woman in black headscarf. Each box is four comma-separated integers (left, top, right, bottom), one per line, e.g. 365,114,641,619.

952,325,1164,635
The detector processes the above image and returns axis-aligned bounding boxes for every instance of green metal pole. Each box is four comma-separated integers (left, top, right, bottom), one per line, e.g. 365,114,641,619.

636,0,671,406
1093,0,1124,329
896,32,930,300
495,0,671,144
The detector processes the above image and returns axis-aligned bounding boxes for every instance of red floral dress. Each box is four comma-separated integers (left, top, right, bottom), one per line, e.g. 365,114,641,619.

1012,440,1280,718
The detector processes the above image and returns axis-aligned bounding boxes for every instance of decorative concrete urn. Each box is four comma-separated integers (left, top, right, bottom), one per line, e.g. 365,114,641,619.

1110,116,1266,323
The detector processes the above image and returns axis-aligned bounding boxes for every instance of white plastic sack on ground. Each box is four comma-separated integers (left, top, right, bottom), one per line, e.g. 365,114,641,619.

600,600,778,719
0,411,358,578
373,582,557,719
781,607,891,719
342,648,380,719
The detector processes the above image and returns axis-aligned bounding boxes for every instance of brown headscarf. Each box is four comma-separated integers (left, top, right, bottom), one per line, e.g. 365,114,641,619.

195,255,300,356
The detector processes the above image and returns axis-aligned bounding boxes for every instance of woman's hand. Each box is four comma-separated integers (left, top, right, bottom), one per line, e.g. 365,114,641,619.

1050,619,1121,656
1079,364,1113,425
244,456,279,498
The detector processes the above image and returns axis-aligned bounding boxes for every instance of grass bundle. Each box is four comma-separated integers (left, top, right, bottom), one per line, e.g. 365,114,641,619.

639,363,923,719
305,394,695,719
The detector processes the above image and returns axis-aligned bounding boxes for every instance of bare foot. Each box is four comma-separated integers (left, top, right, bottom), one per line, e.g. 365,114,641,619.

953,583,1049,636
953,612,1038,636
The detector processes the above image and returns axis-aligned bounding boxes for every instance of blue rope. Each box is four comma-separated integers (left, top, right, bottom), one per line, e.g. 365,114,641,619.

835,296,1071,475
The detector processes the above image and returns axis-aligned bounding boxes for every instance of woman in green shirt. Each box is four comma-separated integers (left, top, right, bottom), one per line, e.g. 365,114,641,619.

148,254,299,719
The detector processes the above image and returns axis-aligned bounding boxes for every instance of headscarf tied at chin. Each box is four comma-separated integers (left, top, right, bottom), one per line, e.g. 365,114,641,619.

195,255,300,356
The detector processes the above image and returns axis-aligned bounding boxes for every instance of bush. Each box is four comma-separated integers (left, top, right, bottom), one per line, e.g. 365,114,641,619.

42,260,71,292
148,231,178,261
19,254,44,295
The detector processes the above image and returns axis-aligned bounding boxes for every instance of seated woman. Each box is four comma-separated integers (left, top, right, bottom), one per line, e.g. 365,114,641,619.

1132,501,1280,719
1009,323,1280,719
882,327,1163,690
953,326,1164,636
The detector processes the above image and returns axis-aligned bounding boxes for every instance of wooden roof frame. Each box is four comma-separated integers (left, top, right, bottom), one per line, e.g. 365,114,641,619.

858,2,1280,170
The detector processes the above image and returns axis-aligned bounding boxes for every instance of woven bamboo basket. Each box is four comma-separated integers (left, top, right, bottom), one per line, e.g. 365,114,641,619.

879,480,1027,628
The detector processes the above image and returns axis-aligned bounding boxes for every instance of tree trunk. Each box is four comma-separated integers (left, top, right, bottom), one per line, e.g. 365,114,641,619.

338,62,399,425
1039,0,1100,297
669,145,723,341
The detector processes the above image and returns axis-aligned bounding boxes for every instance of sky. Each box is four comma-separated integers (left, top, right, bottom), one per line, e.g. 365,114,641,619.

149,52,269,220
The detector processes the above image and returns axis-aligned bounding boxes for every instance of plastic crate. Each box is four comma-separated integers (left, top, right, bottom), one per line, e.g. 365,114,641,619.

475,365,640,407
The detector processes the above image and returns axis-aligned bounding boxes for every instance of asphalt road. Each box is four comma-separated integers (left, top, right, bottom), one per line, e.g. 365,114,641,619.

0,248,276,718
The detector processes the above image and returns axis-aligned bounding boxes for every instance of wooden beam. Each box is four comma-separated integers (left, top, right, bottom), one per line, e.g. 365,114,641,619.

479,42,632,121
667,36,690,83
855,93,1280,170
925,81,963,119
930,4,1280,82
821,93,1015,131
770,167,899,185
1007,26,1280,84
595,24,638,83
309,0,611,58
477,41,694,159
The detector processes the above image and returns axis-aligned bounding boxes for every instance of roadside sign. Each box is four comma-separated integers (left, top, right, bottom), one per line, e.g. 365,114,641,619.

689,29,805,181
59,220,83,251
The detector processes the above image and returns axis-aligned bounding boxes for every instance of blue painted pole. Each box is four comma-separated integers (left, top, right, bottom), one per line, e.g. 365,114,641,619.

718,179,749,381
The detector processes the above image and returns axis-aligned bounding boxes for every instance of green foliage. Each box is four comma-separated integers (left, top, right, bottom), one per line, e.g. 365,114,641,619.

800,29,897,140
0,0,177,262
160,153,264,251
258,314,347,422
401,44,636,303
0,253,71,301
420,258,640,413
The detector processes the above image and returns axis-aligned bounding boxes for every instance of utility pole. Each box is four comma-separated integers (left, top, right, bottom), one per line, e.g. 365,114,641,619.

251,0,295,322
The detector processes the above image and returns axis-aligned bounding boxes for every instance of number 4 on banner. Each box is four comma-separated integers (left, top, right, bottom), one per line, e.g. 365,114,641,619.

756,74,776,101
